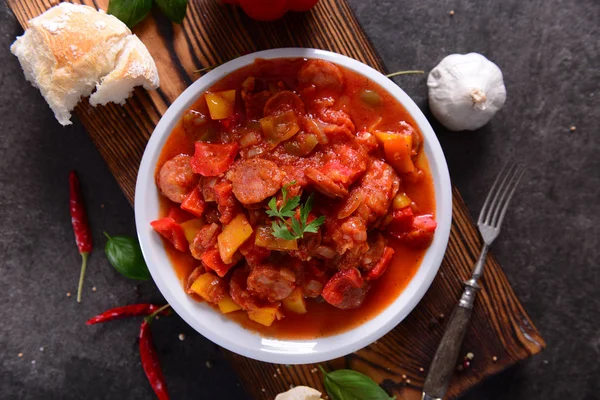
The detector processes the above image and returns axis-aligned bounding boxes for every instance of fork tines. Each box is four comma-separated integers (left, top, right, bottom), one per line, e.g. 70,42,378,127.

478,164,526,229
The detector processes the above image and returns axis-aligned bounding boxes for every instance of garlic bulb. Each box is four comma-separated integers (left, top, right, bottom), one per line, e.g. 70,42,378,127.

275,386,323,400
427,53,506,131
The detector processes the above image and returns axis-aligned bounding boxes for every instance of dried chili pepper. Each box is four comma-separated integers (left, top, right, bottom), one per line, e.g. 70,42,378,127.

140,304,171,400
69,171,93,303
86,304,171,325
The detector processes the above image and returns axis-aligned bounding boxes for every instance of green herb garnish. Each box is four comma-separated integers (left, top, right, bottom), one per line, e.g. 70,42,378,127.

107,0,188,28
319,366,395,400
266,181,325,241
104,232,151,280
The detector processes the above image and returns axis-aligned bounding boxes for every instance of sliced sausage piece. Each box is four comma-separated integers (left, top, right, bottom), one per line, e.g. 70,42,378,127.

353,159,400,224
229,266,261,311
189,223,221,260
322,268,368,309
264,91,305,117
247,264,296,302
305,167,348,198
298,59,344,98
231,158,284,204
157,155,199,203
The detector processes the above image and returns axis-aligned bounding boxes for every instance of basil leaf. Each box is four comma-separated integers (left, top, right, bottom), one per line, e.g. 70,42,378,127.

155,0,188,24
320,367,395,400
107,0,153,29
104,233,151,280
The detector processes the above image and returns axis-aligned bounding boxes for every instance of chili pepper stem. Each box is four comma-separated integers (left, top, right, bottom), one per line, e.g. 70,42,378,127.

144,304,171,324
76,252,89,303
386,70,425,78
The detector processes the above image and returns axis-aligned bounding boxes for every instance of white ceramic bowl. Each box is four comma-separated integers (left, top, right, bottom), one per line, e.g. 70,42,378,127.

135,48,451,364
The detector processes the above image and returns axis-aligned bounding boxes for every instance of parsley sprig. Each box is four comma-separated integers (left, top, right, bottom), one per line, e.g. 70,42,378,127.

266,181,326,241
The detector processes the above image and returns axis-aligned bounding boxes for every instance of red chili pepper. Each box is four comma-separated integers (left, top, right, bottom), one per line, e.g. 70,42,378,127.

69,171,93,303
86,304,171,325
140,306,171,400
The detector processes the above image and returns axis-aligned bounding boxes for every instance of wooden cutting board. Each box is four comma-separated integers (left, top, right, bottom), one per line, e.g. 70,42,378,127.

7,1,545,398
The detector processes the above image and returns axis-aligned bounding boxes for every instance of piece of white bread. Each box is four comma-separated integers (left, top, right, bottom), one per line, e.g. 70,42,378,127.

274,386,323,400
10,3,159,126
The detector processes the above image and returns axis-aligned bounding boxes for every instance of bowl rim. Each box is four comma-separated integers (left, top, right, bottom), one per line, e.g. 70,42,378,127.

135,48,452,364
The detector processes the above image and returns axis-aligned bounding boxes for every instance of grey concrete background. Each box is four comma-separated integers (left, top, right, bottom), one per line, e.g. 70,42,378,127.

1,0,598,399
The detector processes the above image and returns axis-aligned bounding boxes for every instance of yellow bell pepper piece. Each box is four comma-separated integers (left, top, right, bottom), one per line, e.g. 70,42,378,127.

190,272,222,302
372,130,399,143
380,134,414,173
282,287,307,314
217,213,253,264
218,296,242,314
248,306,280,327
260,111,300,149
205,90,236,120
254,226,298,251
180,219,205,243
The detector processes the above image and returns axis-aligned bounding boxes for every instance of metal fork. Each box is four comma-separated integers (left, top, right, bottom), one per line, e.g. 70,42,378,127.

422,164,526,400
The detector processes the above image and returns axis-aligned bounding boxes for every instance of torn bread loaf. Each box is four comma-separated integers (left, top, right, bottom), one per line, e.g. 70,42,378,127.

10,3,159,126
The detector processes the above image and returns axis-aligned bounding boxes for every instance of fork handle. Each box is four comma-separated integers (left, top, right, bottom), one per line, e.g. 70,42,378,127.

422,286,477,399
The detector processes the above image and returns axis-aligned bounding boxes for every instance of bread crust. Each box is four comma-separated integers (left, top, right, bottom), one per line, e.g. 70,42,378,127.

10,3,159,126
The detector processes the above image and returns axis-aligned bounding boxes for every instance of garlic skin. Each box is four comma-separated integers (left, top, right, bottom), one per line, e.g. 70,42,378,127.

274,386,323,400
427,53,506,131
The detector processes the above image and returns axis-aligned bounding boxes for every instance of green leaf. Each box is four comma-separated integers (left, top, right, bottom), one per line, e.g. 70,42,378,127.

107,0,153,29
266,197,279,218
155,0,189,24
291,217,303,238
271,221,296,241
304,215,326,234
104,233,150,280
300,193,314,224
280,195,300,217
320,366,395,400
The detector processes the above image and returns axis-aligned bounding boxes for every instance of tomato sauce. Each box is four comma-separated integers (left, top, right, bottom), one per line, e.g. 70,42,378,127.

155,58,435,339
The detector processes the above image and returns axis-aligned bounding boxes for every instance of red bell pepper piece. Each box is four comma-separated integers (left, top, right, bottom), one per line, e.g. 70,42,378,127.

402,215,437,248
366,247,395,281
190,142,239,177
224,0,320,21
288,0,320,12
201,248,235,277
387,207,414,237
238,0,288,21
151,218,188,252
181,187,206,218
167,207,194,224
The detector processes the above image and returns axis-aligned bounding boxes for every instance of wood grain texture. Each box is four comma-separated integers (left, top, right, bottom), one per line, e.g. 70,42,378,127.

7,1,545,399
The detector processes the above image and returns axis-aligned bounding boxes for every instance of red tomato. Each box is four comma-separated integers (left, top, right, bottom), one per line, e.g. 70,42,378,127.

191,142,239,176
151,217,188,252
288,0,320,12
238,0,288,21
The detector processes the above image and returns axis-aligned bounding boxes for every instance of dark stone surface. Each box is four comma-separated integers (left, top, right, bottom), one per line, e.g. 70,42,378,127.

1,0,598,399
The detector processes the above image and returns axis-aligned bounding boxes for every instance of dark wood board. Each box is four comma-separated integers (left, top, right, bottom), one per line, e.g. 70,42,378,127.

6,1,545,398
